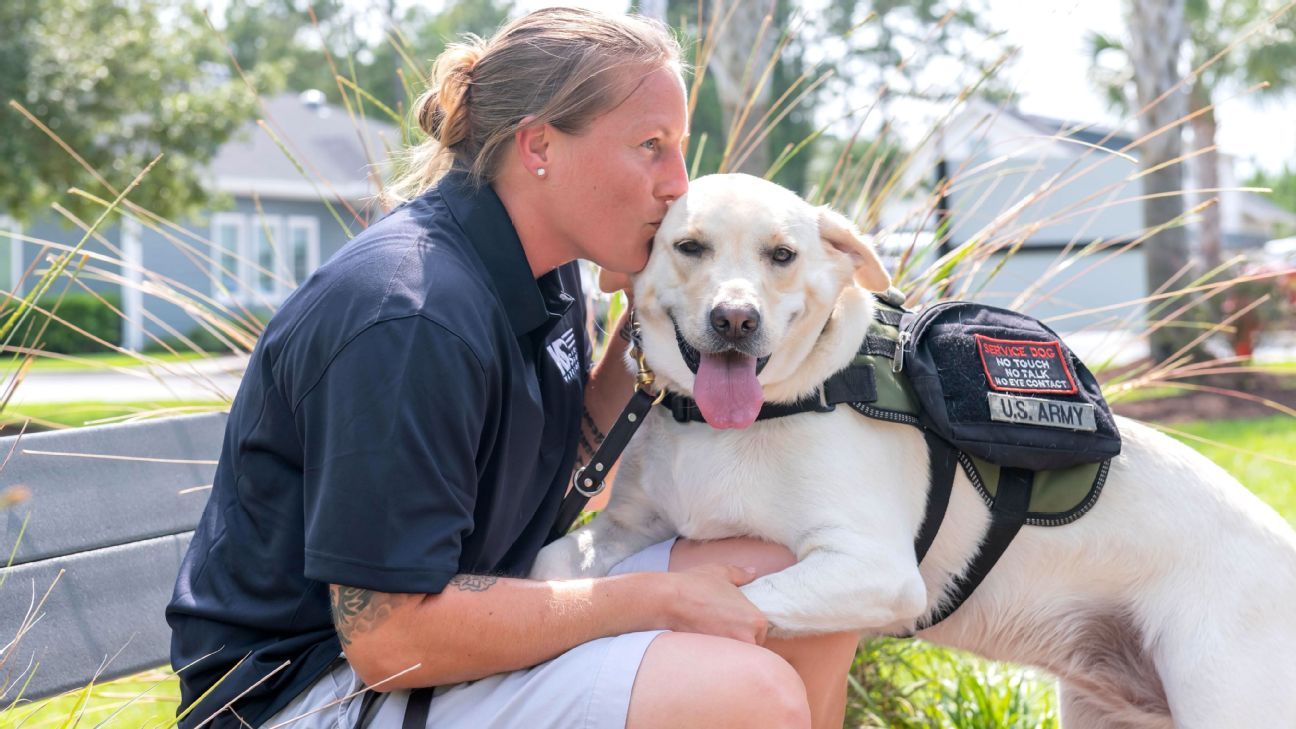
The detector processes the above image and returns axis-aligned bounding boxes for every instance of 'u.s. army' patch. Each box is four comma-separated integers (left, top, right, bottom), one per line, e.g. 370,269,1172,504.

974,334,1078,395
987,392,1097,431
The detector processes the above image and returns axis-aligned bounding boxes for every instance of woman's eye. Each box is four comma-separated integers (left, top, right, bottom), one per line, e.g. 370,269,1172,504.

772,246,797,264
641,138,659,152
675,239,704,256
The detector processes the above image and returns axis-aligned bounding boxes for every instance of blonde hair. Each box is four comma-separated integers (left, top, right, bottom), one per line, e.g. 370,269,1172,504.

382,7,683,207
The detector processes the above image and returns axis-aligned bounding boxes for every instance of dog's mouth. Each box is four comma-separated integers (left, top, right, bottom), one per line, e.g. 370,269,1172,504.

670,316,770,430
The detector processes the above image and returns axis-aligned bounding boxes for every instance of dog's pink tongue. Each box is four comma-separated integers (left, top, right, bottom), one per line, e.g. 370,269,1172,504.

693,351,763,429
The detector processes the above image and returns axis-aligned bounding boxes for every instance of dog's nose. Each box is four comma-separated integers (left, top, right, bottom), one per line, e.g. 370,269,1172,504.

710,303,761,341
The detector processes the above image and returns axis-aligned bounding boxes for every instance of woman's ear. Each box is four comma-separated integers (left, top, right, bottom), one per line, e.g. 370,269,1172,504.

817,206,891,292
513,115,550,177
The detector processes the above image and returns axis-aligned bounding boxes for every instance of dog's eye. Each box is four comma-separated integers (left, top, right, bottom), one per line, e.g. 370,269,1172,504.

771,246,797,264
675,239,704,256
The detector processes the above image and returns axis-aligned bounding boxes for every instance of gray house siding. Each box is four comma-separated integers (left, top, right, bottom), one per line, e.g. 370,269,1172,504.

962,248,1150,335
944,148,1149,333
4,92,395,353
8,195,368,352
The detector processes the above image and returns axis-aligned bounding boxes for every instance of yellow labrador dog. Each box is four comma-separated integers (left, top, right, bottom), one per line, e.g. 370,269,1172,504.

531,173,1296,728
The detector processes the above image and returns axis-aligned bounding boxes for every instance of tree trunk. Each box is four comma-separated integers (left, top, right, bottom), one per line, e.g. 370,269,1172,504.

1189,81,1221,270
1125,0,1195,362
707,0,777,175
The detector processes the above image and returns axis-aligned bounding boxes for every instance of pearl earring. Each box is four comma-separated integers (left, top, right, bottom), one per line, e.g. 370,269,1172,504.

536,167,546,177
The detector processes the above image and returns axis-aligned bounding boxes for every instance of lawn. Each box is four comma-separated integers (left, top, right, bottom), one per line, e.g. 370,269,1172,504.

1164,416,1296,526
8,351,214,374
0,400,228,431
2,413,1293,727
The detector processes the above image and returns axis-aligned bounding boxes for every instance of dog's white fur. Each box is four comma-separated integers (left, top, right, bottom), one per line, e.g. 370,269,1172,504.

532,174,1296,728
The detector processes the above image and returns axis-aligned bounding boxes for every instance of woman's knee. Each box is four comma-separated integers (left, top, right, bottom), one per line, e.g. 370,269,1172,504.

669,536,796,577
627,632,811,729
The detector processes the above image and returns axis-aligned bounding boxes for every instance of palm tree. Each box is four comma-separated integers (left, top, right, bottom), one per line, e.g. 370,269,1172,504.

1089,1,1296,270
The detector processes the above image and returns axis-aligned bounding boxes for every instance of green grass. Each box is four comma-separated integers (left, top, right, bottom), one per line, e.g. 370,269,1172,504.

2,670,180,729
8,351,213,373
0,400,228,430
1167,415,1296,526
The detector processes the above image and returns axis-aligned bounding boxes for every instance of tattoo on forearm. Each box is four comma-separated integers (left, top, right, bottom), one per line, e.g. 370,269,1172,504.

618,318,633,343
582,406,607,446
448,574,499,592
329,585,401,649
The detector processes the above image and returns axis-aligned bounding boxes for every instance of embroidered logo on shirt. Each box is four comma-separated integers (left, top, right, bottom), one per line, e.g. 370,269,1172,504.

547,328,580,383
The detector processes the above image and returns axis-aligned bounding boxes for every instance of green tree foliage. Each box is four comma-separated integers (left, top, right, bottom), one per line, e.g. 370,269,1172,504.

663,0,1001,196
0,0,262,225
354,0,515,115
219,0,349,94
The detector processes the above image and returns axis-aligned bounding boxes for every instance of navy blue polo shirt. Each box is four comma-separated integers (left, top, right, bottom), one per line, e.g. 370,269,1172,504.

166,171,590,728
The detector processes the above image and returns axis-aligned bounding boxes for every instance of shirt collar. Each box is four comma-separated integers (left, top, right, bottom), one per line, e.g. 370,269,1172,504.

438,170,572,337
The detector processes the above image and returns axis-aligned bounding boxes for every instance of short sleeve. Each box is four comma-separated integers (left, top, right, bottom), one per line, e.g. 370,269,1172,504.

294,316,492,594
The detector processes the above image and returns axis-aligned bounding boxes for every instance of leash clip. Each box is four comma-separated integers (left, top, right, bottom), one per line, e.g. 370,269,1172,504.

628,309,666,405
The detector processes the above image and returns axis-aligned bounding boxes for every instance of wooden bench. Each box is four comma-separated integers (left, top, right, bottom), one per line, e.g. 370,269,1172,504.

0,412,226,701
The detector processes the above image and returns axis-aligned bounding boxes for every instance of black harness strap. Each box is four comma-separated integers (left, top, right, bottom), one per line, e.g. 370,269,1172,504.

550,387,658,540
918,466,1033,630
354,688,382,728
662,363,879,424
402,688,433,729
914,431,956,563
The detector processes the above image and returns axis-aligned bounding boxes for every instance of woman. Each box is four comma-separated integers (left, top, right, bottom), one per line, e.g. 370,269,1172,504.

167,7,859,728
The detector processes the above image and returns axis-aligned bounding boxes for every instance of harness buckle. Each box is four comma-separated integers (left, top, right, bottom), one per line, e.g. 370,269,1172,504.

813,389,836,413
572,465,606,498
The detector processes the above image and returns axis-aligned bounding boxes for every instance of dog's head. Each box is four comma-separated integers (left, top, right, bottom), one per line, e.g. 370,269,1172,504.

626,173,890,429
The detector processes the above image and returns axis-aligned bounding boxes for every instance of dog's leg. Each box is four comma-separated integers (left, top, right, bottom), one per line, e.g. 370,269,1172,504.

739,528,926,636
529,495,674,581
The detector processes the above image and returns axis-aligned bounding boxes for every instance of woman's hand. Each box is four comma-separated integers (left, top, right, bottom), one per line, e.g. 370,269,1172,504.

662,564,769,645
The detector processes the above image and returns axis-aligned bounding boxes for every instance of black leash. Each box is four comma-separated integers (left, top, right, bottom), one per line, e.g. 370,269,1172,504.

549,386,659,541
550,311,664,541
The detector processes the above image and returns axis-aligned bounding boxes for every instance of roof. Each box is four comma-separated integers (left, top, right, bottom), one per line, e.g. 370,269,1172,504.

1006,109,1136,153
206,91,400,202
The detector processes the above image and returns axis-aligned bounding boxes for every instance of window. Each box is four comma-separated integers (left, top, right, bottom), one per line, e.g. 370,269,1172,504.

210,212,322,303
210,213,245,301
0,216,18,294
250,215,286,298
287,216,320,286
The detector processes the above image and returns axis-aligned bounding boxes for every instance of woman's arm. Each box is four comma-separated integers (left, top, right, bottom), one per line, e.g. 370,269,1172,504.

332,563,767,690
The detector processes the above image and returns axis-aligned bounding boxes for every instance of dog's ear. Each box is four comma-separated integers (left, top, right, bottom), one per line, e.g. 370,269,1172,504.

818,206,891,292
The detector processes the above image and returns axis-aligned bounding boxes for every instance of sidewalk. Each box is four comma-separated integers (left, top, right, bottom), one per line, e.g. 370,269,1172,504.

7,356,246,406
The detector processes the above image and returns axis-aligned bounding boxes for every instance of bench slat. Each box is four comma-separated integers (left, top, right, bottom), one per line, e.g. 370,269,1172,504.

0,412,225,567
0,531,193,701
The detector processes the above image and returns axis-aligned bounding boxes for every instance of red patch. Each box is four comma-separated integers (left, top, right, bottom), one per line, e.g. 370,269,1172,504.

974,334,1078,395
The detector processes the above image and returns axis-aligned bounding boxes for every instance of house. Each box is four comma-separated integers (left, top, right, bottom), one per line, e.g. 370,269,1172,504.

1,91,397,352
888,98,1295,336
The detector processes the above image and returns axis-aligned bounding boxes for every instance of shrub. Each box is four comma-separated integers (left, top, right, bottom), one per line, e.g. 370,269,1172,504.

29,292,121,354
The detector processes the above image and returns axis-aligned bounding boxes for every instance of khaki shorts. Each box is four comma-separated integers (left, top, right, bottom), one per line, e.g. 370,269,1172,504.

261,539,676,729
